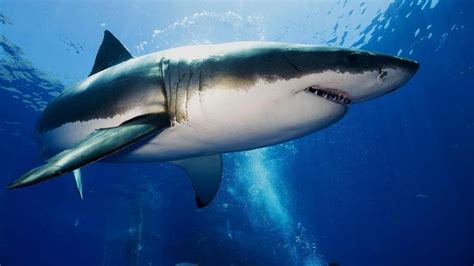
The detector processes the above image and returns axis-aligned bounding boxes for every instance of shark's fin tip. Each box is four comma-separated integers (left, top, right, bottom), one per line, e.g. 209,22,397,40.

172,154,223,208
89,30,133,76
73,169,84,200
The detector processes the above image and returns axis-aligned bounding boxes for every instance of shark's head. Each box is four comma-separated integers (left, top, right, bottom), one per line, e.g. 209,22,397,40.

201,42,419,143
212,42,419,107
282,46,420,104
261,44,419,138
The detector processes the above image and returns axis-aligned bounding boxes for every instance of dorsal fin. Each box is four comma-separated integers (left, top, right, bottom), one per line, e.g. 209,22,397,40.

89,30,133,76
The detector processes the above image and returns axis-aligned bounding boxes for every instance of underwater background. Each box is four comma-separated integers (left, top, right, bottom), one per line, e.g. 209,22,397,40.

0,0,472,265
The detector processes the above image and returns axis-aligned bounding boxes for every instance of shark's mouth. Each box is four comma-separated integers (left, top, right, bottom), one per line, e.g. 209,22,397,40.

305,86,352,105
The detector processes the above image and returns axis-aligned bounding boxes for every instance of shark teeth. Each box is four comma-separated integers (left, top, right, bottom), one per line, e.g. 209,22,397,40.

304,86,352,105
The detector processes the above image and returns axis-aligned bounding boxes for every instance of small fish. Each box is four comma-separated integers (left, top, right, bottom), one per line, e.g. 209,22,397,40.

416,194,429,198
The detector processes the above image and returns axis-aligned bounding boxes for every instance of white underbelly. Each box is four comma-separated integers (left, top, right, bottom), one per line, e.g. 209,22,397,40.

117,78,346,162
114,118,295,162
41,77,346,162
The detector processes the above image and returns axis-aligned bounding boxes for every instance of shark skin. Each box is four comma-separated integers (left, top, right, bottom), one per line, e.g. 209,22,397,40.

8,31,419,207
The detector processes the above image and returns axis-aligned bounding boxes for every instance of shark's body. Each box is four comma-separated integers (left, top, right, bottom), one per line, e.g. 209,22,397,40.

39,42,349,162
9,31,419,207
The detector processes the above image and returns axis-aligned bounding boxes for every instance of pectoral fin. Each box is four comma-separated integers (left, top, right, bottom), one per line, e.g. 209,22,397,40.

8,113,170,189
173,154,223,208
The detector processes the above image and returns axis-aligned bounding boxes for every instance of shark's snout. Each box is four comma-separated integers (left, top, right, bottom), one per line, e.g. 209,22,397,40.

386,58,418,97
396,55,420,72
380,54,419,81
377,54,420,95
344,52,420,103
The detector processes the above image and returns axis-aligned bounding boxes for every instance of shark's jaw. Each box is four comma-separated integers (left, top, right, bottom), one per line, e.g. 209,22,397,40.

304,85,352,105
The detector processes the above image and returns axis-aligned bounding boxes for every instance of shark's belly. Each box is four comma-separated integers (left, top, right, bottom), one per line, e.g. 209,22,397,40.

115,78,347,162
40,74,346,162
113,120,284,162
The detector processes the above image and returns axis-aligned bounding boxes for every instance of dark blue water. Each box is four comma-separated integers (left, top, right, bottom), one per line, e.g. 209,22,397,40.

0,1,473,265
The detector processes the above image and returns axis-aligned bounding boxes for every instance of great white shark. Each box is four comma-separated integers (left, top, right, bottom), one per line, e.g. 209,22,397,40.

8,31,419,207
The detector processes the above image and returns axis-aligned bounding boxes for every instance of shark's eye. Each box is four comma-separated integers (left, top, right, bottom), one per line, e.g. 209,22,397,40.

347,53,360,64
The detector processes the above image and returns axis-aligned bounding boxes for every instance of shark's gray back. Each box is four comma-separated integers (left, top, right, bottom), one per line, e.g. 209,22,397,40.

37,41,390,135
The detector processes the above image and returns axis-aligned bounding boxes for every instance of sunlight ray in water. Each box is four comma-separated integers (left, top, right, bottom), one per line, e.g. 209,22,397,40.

232,145,324,265
238,148,291,227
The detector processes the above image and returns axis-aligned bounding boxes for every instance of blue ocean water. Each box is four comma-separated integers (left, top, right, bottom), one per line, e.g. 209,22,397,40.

0,1,472,265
